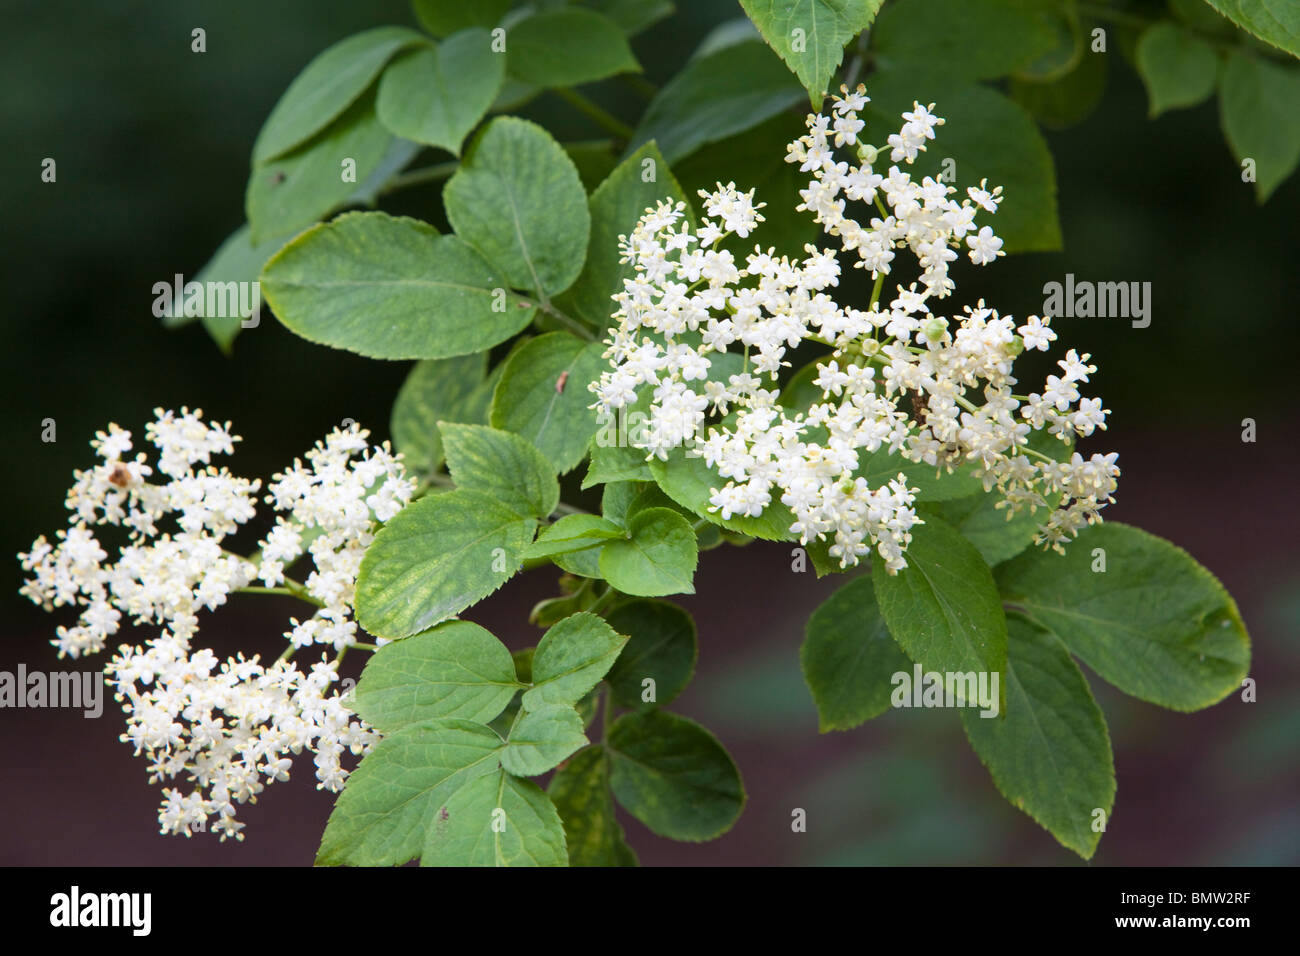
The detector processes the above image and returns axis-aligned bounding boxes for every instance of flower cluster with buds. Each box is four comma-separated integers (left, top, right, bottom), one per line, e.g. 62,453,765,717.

590,85,1119,571
17,409,415,839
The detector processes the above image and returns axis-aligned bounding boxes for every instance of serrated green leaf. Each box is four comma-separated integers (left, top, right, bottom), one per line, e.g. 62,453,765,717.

859,446,985,502
565,142,693,329
802,574,912,731
926,497,1041,568
996,523,1251,711
260,211,534,360
390,352,489,476
524,611,628,709
961,618,1115,859
489,332,607,473
873,514,1008,702
356,489,537,639
500,704,589,776
607,710,745,841
167,223,295,355
864,70,1061,252
584,436,655,488
422,769,568,866
605,599,698,708
376,30,504,155
252,26,424,165
587,0,675,36
628,39,805,164
444,117,591,297
412,0,511,36
1218,50,1300,202
1136,23,1219,117
649,446,797,541
1203,0,1300,57
525,514,626,560
246,94,394,244
317,718,503,866
601,480,643,527
739,0,883,106
547,746,638,865
505,8,641,87
440,422,559,518
352,621,520,732
873,0,1058,81
599,507,698,596
1008,47,1108,129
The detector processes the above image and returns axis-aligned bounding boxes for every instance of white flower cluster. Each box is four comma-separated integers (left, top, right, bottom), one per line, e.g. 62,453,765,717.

591,86,1119,571
18,409,415,839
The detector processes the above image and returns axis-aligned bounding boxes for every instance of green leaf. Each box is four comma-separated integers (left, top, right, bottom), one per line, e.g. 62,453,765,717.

858,447,985,502
444,117,591,297
356,489,537,640
390,352,490,476
802,574,912,731
252,26,425,165
260,211,534,360
601,480,643,527
649,446,797,540
422,769,568,866
873,0,1058,81
584,436,655,488
1008,46,1108,130
1218,50,1300,202
586,0,675,36
351,621,520,732
926,497,1042,568
1135,23,1219,117
525,514,626,559
505,8,641,87
376,31,505,156
317,718,502,866
440,422,560,518
413,0,511,36
246,94,394,244
547,746,638,865
739,0,884,105
1202,0,1300,57
628,39,806,164
554,545,605,579
168,223,295,355
565,142,693,329
607,710,745,841
489,333,607,473
599,507,699,597
996,523,1252,711
961,618,1115,860
605,599,698,708
864,69,1061,252
873,513,1008,701
524,612,628,710
500,704,589,776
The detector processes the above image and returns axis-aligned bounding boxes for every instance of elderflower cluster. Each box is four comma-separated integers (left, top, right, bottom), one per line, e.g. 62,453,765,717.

591,86,1119,571
18,409,415,840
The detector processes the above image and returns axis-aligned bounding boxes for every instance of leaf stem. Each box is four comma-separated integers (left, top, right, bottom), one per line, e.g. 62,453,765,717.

379,160,459,196
553,87,635,139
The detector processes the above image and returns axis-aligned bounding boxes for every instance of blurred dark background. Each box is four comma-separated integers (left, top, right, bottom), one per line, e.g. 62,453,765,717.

1,0,1296,866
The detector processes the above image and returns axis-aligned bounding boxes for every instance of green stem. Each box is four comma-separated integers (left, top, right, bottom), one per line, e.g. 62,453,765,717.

586,587,619,617
379,161,459,196
527,298,597,341
620,73,659,100
553,87,635,139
